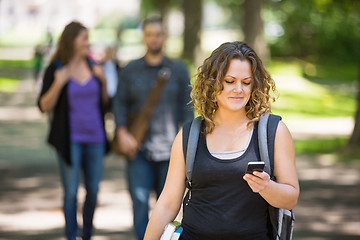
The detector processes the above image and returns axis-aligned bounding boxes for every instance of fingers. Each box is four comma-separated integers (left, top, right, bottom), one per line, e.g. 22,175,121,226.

93,65,106,83
243,171,270,193
118,131,138,158
55,67,70,85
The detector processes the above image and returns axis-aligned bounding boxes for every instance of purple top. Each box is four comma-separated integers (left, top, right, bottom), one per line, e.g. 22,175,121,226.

68,76,106,143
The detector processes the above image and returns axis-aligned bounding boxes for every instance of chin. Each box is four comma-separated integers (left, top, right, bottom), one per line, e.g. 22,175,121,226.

228,104,247,112
148,47,162,54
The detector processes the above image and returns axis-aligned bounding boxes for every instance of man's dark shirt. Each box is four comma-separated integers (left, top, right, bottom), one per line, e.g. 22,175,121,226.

113,56,193,161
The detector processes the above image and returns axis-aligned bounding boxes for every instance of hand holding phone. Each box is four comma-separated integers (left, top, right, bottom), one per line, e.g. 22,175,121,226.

245,161,265,175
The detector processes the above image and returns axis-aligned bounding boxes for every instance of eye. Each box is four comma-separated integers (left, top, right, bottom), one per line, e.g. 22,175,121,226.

243,81,251,86
224,80,234,84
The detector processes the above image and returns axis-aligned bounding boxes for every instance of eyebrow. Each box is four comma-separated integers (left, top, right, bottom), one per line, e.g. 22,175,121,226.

225,75,252,81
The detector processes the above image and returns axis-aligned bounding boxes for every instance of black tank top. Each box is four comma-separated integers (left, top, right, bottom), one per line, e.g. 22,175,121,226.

180,119,279,240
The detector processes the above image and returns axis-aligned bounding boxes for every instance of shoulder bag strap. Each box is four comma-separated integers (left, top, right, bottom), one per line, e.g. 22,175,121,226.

126,67,171,158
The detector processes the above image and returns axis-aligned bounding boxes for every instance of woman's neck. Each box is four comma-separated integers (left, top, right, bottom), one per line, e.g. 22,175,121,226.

213,108,250,129
69,54,84,65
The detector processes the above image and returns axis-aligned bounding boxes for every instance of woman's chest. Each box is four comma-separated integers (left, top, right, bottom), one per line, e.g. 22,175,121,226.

191,141,260,187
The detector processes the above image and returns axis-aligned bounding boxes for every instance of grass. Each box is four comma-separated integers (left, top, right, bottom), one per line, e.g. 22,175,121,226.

272,90,356,119
268,58,358,83
267,60,303,77
294,138,348,155
294,137,360,163
0,77,19,92
0,59,33,69
267,59,357,119
267,59,359,163
0,60,32,92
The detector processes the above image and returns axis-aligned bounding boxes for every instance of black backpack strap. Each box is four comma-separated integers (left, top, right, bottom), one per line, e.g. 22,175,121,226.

182,121,192,161
182,116,202,189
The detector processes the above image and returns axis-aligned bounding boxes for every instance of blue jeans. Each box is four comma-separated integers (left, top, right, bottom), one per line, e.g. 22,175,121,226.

58,142,105,240
127,151,169,240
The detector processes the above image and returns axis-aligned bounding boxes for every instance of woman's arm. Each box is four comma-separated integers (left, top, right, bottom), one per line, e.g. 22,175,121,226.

243,121,300,210
39,66,70,112
144,129,187,240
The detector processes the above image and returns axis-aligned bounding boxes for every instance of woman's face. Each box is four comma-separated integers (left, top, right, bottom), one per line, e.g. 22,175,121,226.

73,29,89,57
216,59,253,113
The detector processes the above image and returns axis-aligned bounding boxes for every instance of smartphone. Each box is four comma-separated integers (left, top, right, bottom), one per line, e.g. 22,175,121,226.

245,161,265,175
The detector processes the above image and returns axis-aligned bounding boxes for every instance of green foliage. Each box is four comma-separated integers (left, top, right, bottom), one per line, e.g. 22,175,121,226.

266,0,360,62
302,60,358,83
206,0,245,28
140,0,178,16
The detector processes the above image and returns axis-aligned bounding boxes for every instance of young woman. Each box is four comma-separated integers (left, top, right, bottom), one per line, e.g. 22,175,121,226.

144,41,299,240
37,21,109,240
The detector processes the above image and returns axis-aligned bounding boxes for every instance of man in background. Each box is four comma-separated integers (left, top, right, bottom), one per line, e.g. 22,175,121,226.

112,16,193,239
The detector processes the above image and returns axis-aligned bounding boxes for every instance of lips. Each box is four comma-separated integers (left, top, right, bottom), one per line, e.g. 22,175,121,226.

229,97,243,100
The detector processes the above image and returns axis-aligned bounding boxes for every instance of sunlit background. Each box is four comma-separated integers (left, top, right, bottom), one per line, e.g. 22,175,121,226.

0,0,359,239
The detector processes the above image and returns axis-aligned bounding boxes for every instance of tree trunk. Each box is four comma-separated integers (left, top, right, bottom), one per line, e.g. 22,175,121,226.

348,58,360,150
156,0,170,19
242,0,269,62
182,0,203,63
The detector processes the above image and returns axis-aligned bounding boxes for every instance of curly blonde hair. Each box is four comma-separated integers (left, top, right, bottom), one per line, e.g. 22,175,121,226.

191,41,277,133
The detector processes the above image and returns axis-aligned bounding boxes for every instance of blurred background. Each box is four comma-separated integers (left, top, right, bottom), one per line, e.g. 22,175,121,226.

0,0,359,239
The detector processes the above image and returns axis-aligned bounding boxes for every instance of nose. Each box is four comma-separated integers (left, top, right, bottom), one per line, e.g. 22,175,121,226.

233,82,243,93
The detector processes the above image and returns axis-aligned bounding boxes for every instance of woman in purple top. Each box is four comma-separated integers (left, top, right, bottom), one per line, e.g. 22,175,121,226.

38,21,109,240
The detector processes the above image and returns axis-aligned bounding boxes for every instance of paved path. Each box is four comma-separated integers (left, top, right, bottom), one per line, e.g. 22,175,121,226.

0,78,359,240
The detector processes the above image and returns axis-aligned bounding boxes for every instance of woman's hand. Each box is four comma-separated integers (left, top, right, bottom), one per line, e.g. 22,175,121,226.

243,171,270,193
54,66,71,87
93,64,107,85
92,64,109,104
40,66,70,112
244,121,299,210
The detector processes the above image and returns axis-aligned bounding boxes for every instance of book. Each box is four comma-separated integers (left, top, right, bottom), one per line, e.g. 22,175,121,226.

160,221,183,240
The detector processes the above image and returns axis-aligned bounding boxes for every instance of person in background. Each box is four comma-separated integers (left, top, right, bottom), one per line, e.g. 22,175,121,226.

112,16,193,240
144,41,299,240
37,21,109,240
102,46,120,109
33,44,44,82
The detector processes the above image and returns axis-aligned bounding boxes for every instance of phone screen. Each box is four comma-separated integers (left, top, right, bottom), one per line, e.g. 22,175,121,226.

245,161,265,175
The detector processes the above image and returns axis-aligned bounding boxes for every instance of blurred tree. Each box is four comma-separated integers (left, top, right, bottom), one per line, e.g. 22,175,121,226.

348,60,360,150
267,0,360,62
211,0,269,61
141,0,171,19
182,0,203,63
242,0,269,62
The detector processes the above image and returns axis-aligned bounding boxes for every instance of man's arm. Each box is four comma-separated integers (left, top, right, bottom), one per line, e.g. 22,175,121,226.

112,67,138,158
112,67,128,128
